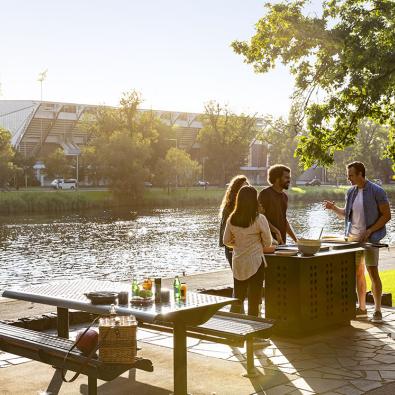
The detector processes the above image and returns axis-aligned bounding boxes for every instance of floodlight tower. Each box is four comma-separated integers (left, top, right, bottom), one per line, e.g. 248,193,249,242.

37,69,48,101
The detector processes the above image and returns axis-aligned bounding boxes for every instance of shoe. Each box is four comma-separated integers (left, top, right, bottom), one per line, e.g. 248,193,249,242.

371,311,383,323
356,307,368,318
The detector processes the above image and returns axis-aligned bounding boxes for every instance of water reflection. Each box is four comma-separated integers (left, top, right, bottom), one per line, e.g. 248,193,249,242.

0,204,393,291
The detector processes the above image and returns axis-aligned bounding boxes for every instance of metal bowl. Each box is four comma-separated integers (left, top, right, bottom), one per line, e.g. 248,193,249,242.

297,239,321,256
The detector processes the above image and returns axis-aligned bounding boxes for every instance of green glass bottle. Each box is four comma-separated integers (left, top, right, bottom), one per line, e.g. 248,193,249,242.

173,275,181,300
132,278,139,297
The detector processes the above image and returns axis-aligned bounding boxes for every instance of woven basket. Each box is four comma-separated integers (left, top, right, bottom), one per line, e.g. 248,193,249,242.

99,322,137,364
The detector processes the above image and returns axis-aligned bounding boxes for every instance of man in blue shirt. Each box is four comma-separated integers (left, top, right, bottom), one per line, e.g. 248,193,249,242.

324,162,391,323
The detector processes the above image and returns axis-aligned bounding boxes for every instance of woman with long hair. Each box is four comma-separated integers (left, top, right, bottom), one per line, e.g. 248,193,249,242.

219,175,249,267
223,185,275,316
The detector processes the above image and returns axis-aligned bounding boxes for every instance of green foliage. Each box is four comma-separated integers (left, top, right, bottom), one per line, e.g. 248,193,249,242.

45,148,70,179
232,0,395,168
0,127,18,188
0,191,112,215
11,152,35,188
163,147,201,187
260,102,305,181
198,101,259,185
81,90,155,199
100,130,150,199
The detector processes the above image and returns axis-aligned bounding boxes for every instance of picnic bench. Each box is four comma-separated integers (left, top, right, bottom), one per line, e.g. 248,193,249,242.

139,310,274,377
0,322,153,395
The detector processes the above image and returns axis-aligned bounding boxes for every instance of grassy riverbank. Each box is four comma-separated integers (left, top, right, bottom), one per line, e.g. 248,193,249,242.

0,190,112,214
1,185,395,215
367,270,395,305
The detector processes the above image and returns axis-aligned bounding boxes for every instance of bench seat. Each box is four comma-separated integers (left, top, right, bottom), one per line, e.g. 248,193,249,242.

139,311,274,376
0,322,153,395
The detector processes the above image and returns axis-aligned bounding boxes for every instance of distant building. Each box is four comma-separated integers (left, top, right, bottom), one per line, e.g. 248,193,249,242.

0,100,269,184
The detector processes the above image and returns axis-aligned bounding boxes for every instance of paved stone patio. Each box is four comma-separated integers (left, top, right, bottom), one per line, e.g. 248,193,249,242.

2,305,395,394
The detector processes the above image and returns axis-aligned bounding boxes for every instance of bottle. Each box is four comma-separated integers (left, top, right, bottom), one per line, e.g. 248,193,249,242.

132,278,139,297
154,278,162,303
180,282,187,300
173,275,181,300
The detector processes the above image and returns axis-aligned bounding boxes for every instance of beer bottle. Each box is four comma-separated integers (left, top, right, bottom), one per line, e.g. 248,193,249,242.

173,275,181,300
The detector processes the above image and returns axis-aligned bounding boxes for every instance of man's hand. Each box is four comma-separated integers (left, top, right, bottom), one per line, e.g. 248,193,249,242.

274,231,284,245
323,200,335,210
361,229,373,242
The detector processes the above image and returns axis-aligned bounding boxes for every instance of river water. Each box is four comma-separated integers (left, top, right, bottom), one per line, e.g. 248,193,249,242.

1,204,394,291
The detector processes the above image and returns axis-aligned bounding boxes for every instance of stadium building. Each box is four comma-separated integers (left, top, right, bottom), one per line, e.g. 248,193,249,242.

0,100,268,185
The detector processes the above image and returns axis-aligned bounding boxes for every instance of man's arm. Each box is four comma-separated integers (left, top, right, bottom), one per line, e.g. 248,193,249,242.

268,222,283,245
258,191,284,244
286,219,298,243
323,200,346,218
361,202,391,242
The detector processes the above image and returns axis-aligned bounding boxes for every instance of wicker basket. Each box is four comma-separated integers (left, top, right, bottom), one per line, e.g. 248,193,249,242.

99,320,137,364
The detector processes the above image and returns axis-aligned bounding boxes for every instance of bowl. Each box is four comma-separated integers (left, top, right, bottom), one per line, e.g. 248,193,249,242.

297,238,321,256
84,291,118,305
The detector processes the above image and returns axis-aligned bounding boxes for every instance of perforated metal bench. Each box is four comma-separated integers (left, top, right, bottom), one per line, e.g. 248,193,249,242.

0,322,153,395
139,311,274,376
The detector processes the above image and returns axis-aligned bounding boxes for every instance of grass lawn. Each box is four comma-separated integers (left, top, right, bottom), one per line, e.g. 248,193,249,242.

367,269,395,305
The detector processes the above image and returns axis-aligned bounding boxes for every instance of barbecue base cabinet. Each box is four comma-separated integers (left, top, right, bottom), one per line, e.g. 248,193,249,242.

265,249,361,337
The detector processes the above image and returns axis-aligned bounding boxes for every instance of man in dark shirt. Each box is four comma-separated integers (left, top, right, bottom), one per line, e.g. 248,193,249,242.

258,164,297,244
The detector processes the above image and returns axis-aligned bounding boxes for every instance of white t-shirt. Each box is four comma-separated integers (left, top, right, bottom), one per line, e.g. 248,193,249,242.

223,214,272,281
349,188,366,238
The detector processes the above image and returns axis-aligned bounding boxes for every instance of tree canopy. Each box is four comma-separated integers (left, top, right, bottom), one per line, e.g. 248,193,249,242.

198,101,259,185
232,0,395,168
0,127,17,188
81,91,152,198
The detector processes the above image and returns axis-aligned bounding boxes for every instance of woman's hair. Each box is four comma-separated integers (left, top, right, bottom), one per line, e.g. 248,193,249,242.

219,175,249,217
230,186,259,228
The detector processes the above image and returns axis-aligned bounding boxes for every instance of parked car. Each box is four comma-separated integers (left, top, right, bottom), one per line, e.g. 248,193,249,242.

51,178,77,190
372,178,383,186
195,180,209,187
305,178,321,186
144,181,153,187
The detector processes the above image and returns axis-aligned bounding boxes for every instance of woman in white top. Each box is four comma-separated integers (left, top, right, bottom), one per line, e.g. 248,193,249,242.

223,185,275,316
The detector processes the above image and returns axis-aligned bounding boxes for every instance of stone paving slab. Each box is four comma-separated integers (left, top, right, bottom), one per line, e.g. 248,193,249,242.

5,305,395,393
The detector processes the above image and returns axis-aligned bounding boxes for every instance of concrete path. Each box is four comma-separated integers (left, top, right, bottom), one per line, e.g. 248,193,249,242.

3,305,395,394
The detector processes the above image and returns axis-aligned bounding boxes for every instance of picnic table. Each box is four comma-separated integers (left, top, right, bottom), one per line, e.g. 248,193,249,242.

2,279,236,395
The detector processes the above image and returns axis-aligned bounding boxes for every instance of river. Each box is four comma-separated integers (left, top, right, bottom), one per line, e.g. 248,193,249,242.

0,203,394,291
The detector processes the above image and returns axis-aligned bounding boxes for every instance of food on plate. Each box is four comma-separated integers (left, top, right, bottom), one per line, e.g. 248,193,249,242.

138,289,153,298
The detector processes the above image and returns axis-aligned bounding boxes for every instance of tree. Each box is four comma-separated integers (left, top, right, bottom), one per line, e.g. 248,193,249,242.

163,147,201,187
11,151,35,188
45,148,70,179
100,130,150,199
138,110,176,177
232,0,395,168
0,127,17,188
198,102,259,185
82,90,152,198
323,119,392,183
260,102,305,182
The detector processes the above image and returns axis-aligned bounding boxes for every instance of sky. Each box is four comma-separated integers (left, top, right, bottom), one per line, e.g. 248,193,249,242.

0,0,322,117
